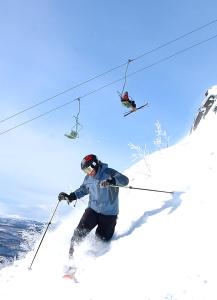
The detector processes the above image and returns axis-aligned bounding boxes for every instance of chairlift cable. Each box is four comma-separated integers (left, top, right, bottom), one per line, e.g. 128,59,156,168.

1,19,217,124
121,59,133,96
1,32,217,136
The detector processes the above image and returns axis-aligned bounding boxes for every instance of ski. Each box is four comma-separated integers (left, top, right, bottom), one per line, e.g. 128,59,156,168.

124,102,148,117
62,265,79,282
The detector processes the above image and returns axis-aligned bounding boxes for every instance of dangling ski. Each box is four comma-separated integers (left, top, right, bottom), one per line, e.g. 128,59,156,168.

124,102,148,117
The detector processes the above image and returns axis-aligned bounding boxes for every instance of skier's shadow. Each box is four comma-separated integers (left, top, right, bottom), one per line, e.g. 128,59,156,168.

114,191,183,241
87,192,183,257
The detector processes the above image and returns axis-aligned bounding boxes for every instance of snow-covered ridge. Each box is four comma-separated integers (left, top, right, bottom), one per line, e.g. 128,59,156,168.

191,84,217,132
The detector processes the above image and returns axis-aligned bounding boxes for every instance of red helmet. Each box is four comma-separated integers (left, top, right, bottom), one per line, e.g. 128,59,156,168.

122,91,129,101
81,154,99,175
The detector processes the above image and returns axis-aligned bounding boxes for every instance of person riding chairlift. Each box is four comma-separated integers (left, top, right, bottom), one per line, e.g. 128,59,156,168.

121,91,137,111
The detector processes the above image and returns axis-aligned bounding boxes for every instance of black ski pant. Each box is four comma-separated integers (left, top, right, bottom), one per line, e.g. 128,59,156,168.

69,207,117,257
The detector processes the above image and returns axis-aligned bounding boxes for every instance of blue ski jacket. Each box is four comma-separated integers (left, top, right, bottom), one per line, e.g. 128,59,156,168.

74,163,129,215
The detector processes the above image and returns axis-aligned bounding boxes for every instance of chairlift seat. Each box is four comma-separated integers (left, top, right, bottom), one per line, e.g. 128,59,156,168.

64,130,78,139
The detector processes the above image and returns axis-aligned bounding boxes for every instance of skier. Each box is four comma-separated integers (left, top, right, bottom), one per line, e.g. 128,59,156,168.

121,91,137,111
58,154,129,259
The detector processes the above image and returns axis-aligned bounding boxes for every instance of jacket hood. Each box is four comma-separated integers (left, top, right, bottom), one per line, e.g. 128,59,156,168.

95,162,108,179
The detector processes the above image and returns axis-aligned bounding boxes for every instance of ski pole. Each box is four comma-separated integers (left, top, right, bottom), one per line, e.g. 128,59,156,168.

28,199,60,270
112,185,173,194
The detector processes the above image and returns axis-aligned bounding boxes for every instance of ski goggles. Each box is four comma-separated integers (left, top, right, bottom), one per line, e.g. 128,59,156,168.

82,165,95,175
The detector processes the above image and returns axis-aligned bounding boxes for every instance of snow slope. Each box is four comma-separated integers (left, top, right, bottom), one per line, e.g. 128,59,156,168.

1,94,217,300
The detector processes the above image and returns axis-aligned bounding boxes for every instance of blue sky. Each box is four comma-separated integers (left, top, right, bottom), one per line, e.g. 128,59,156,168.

0,0,217,220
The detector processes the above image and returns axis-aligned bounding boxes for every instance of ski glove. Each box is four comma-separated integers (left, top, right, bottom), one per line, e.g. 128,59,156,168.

100,177,116,188
58,192,77,203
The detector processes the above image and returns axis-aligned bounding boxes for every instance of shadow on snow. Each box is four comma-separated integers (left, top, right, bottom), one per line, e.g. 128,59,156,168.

115,191,183,241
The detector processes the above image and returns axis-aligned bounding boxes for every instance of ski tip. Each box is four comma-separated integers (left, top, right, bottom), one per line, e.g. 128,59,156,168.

63,274,75,280
63,273,79,283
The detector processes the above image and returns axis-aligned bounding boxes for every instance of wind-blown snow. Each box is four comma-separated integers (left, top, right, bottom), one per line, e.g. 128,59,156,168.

1,102,217,300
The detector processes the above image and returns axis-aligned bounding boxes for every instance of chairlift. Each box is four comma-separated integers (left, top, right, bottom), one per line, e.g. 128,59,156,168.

65,98,82,140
